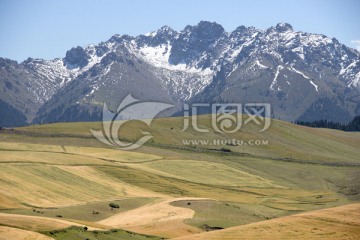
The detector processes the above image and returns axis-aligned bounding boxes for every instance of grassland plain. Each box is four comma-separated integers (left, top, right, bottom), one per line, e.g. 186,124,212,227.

0,115,359,239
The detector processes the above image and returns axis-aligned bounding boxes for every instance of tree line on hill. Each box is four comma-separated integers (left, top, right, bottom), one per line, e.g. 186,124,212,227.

295,116,360,132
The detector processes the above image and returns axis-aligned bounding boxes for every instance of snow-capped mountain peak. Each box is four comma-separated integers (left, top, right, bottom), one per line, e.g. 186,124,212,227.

1,21,360,125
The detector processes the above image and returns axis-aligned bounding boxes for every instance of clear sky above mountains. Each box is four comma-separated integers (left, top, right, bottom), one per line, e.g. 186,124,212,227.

1,0,359,62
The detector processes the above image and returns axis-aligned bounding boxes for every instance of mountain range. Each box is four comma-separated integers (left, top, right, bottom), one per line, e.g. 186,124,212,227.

1,21,360,127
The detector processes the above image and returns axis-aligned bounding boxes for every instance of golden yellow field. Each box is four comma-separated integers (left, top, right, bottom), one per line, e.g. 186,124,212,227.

173,203,360,240
0,116,359,239
0,226,54,240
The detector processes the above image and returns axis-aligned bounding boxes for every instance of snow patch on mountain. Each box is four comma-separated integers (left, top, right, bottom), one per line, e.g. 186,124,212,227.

310,80,319,92
254,60,268,69
289,65,310,79
348,72,360,88
80,45,106,73
301,34,333,47
134,43,213,75
270,65,284,90
292,47,305,60
124,40,216,100
101,62,113,77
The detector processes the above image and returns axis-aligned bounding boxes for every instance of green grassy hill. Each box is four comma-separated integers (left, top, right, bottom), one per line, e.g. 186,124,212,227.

16,115,360,164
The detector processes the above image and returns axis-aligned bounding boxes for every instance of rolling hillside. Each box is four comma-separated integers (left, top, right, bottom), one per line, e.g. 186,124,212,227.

173,203,360,240
0,115,359,239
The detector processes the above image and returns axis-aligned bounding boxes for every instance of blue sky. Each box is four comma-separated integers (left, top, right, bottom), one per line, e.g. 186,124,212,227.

1,0,359,62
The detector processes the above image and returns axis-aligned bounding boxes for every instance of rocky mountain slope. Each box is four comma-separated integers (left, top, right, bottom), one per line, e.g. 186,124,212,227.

1,21,359,126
